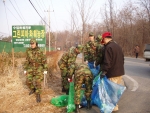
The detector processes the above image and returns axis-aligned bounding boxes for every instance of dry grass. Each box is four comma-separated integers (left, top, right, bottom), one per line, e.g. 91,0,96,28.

46,51,64,77
0,51,67,113
0,52,14,74
0,50,82,113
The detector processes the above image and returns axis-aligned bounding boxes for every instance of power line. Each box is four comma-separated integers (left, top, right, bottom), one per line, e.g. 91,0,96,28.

3,1,10,35
50,0,58,31
0,32,9,35
42,0,47,8
39,0,47,10
35,0,46,18
29,0,49,27
5,4,22,24
13,0,27,24
8,0,26,24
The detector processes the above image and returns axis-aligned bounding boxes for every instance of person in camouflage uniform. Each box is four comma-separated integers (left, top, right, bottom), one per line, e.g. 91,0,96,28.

24,38,48,103
73,63,93,113
83,32,97,69
58,45,83,94
95,34,103,66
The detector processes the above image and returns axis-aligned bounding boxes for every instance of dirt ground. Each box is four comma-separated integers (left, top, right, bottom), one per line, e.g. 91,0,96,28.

0,51,82,113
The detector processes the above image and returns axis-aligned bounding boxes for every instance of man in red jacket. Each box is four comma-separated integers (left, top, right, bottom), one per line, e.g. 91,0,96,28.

100,32,125,111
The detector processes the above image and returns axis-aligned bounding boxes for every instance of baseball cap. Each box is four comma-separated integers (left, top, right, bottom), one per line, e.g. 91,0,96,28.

89,32,94,37
102,32,112,38
76,45,83,53
30,38,37,44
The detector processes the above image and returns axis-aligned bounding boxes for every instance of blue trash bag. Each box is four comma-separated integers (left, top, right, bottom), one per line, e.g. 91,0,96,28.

91,75,126,113
88,62,95,69
90,65,100,77
88,62,100,77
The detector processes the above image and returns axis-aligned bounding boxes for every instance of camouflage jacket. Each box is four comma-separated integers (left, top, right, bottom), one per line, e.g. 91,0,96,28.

95,41,103,65
74,63,93,77
24,47,48,71
83,41,97,62
58,47,78,70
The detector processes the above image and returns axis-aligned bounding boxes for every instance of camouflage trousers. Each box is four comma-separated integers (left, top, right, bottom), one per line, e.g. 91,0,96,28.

60,68,69,90
74,75,93,104
26,68,44,94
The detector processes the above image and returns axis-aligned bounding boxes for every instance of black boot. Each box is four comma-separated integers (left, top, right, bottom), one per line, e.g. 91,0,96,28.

66,89,69,95
36,94,41,103
87,100,92,110
29,88,36,95
75,104,80,113
62,87,66,92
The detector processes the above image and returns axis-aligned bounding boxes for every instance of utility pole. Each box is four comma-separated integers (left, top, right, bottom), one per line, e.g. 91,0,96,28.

0,35,3,40
48,6,50,52
45,6,54,52
55,32,57,50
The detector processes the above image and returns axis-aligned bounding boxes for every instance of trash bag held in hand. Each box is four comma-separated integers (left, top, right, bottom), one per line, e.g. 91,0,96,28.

88,62,100,77
50,95,68,107
67,82,75,113
91,75,126,113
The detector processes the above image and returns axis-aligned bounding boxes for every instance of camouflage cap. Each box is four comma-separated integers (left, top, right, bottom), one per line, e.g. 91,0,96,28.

89,32,94,37
30,38,37,44
76,45,83,53
96,35,102,41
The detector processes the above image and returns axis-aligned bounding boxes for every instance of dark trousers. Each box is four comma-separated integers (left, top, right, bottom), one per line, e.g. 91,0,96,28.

136,53,138,58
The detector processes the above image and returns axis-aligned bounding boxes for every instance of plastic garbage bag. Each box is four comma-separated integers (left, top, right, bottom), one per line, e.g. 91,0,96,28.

90,65,100,77
67,82,75,113
50,95,68,107
91,75,126,113
88,62,100,77
88,62,95,69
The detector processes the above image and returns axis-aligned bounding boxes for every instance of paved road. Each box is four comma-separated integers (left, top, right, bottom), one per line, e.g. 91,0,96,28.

79,57,150,113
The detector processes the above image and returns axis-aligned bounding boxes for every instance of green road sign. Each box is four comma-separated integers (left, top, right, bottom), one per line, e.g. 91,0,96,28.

12,25,46,48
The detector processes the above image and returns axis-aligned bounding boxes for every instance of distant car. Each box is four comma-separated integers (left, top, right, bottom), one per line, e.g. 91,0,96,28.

144,44,150,61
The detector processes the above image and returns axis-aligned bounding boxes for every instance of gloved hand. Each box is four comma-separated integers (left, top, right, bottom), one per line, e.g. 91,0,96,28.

84,61,88,65
100,71,107,79
68,78,72,82
95,62,99,67
24,71,27,75
43,71,47,74
100,74,105,79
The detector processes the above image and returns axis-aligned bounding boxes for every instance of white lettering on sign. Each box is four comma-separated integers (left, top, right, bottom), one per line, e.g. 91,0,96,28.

14,42,24,44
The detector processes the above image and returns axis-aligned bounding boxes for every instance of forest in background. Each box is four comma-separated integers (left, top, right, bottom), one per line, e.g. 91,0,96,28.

1,0,150,57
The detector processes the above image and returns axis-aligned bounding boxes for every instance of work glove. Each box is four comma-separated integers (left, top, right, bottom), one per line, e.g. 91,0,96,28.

100,71,107,79
43,71,47,74
68,78,72,82
84,61,88,65
95,62,99,67
24,71,27,75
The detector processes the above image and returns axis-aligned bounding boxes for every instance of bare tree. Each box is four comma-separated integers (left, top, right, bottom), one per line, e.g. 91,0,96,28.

55,0,150,57
138,0,150,37
73,0,96,44
102,0,115,35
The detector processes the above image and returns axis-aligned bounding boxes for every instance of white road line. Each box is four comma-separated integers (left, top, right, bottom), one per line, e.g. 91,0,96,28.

125,57,144,60
125,61,149,66
124,75,139,91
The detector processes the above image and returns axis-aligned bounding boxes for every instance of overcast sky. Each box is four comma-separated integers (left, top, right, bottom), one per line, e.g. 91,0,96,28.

0,0,137,37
